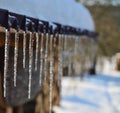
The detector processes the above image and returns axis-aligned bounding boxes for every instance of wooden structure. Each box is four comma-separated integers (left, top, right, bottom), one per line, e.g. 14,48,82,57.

0,8,98,113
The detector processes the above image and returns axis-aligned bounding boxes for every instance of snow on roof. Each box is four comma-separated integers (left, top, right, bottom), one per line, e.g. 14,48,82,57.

0,0,95,31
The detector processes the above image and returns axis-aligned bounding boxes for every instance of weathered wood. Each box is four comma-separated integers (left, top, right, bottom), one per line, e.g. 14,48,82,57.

116,58,120,71
6,107,13,113
53,35,60,106
0,72,6,113
0,31,42,106
0,29,61,113
14,105,24,113
35,35,60,113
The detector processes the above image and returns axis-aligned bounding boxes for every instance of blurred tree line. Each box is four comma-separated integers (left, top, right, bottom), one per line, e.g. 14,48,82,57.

76,0,120,6
76,0,120,57
88,5,120,56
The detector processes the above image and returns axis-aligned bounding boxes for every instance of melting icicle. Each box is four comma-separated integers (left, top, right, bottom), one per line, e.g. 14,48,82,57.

44,33,49,81
58,34,63,87
58,35,61,86
14,31,19,87
39,33,44,86
53,33,57,48
61,34,64,69
68,52,72,76
74,36,77,55
23,31,26,68
3,29,9,97
63,35,68,69
49,35,54,113
64,35,67,50
35,33,39,71
28,32,33,99
73,36,78,73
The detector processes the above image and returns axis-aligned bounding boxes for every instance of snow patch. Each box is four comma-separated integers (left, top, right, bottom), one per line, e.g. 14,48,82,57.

54,75,120,113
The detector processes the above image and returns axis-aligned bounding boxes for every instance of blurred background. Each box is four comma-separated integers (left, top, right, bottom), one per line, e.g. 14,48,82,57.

54,0,120,113
0,0,120,113
76,0,120,72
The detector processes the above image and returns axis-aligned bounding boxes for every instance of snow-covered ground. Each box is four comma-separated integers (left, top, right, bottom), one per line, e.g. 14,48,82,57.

54,73,120,113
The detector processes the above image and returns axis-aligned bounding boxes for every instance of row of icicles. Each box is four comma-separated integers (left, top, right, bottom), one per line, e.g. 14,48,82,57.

3,29,97,113
3,29,65,113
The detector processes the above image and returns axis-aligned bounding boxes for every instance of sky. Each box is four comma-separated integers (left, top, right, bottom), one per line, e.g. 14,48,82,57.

0,0,95,31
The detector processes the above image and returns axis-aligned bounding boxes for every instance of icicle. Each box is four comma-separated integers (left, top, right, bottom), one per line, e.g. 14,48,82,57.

60,35,63,68
58,34,63,87
35,33,39,71
73,36,78,74
68,53,72,76
53,33,57,48
23,31,26,68
64,35,67,50
74,36,77,55
39,33,44,86
14,31,19,87
44,33,49,81
28,32,33,99
58,35,60,86
3,29,9,97
63,35,68,69
69,36,71,72
49,35,54,113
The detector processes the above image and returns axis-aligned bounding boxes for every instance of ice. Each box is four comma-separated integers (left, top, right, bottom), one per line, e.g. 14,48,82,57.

68,53,72,76
49,35,54,113
28,32,33,99
23,31,26,68
3,29,9,97
58,35,63,87
14,31,19,87
35,32,39,71
44,33,49,81
39,33,44,86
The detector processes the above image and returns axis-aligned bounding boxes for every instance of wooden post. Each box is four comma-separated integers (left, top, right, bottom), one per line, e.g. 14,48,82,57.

0,71,6,113
6,107,13,113
13,105,23,113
